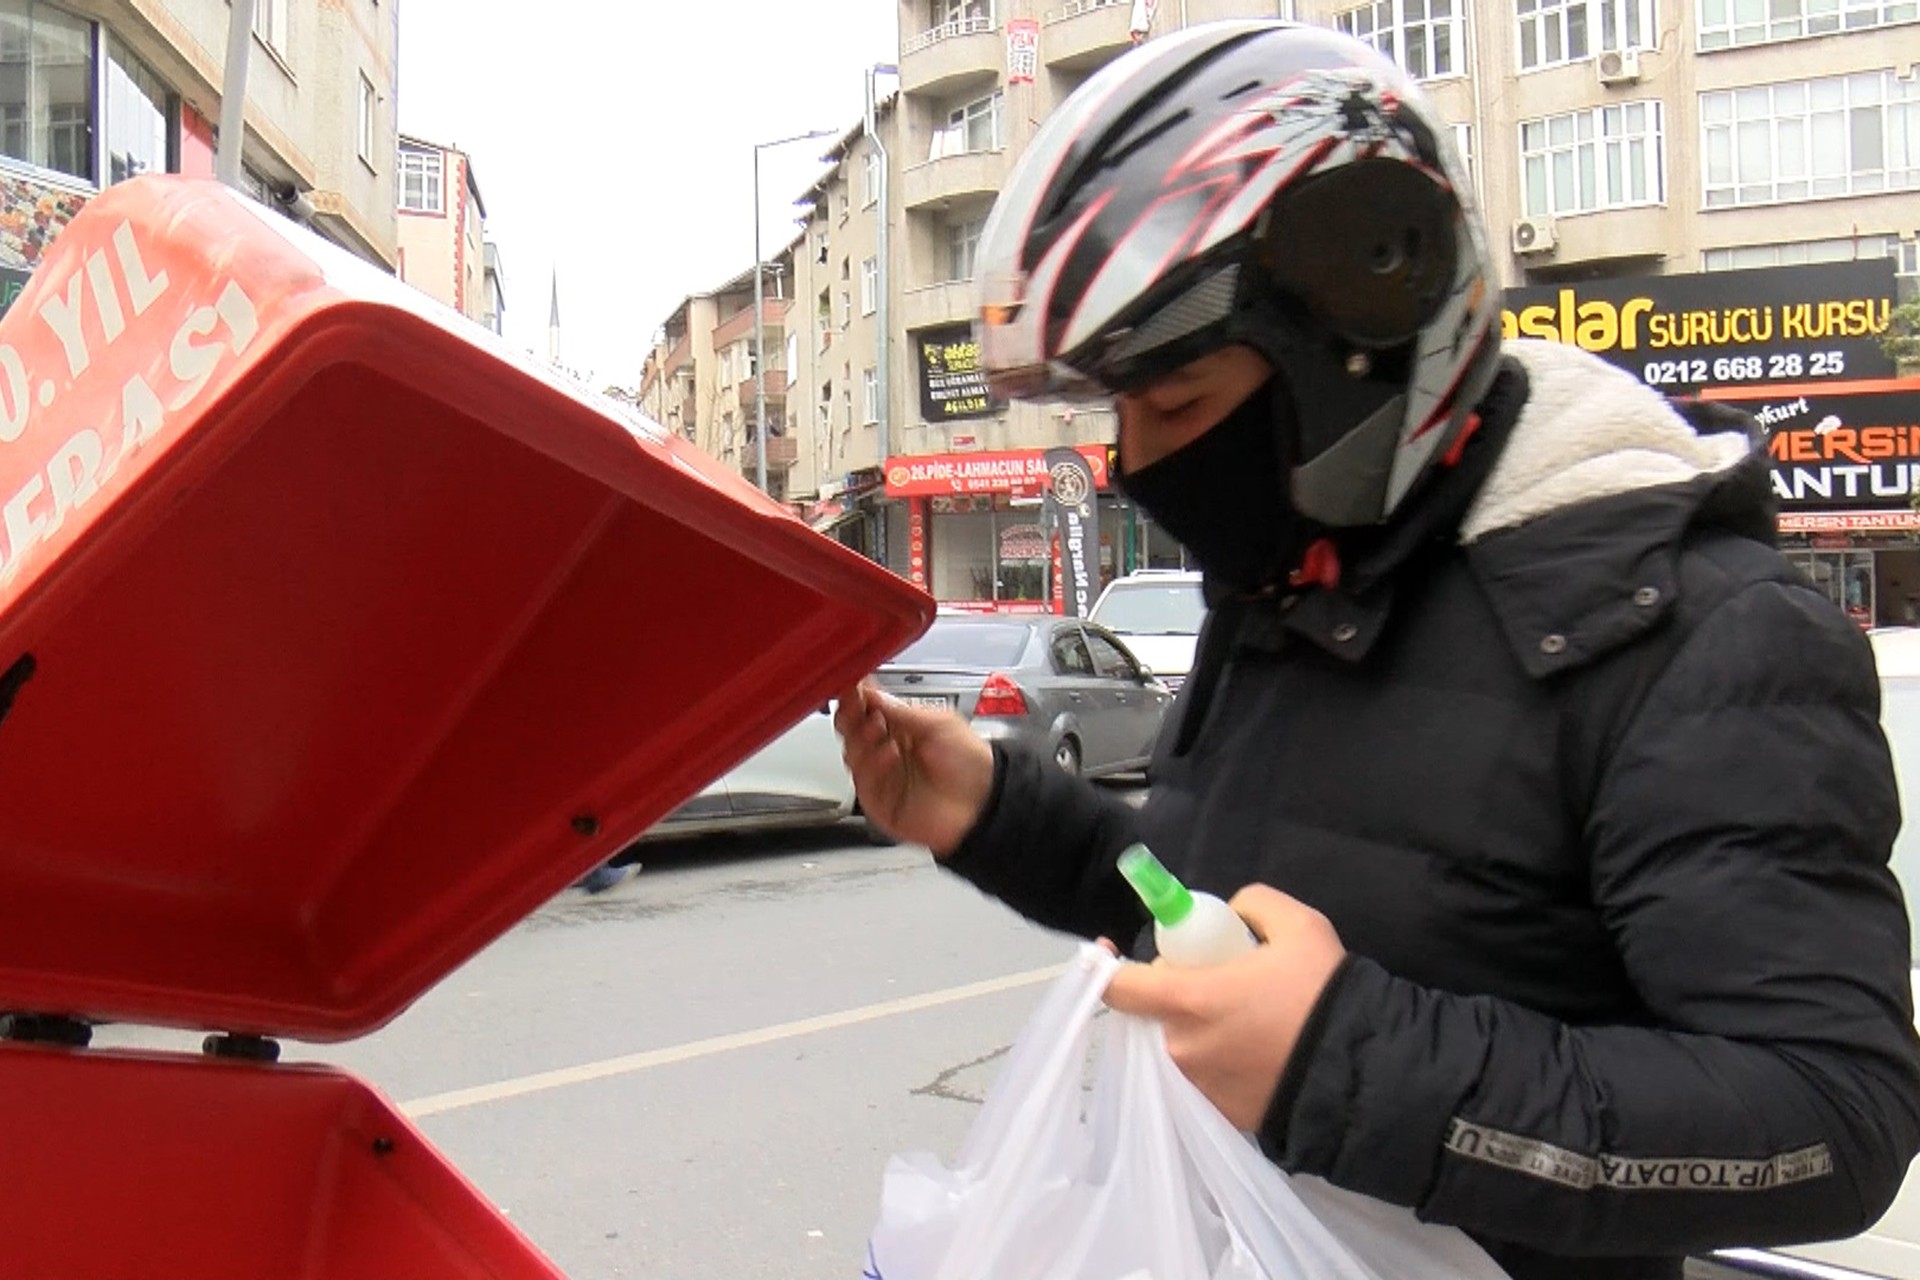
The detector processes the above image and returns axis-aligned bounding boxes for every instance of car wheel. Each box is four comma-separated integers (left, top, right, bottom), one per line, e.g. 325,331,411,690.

1053,737,1082,776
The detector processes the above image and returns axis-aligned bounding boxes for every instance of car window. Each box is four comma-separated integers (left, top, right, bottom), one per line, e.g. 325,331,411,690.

1091,580,1206,635
1082,628,1139,680
1050,628,1095,676
891,621,1030,668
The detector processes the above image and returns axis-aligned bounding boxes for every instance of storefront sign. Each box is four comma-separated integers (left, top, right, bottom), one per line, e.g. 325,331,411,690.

1781,511,1920,533
0,167,90,319
1502,260,1897,393
0,266,29,319
999,522,1047,562
915,324,1001,422
907,499,927,588
1006,18,1039,84
1702,378,1920,512
885,443,1109,497
1044,446,1101,618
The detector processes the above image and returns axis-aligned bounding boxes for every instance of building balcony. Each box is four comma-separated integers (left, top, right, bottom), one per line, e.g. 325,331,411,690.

901,280,974,333
1042,0,1133,71
1507,205,1672,277
902,149,1007,212
743,434,800,474
662,333,692,375
737,379,790,411
901,15,1002,97
711,297,789,350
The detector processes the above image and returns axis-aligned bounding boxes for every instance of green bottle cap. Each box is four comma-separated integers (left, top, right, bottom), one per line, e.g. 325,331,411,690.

1118,843,1194,929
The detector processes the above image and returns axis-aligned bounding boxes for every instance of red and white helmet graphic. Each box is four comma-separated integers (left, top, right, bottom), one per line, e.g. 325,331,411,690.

974,20,1501,527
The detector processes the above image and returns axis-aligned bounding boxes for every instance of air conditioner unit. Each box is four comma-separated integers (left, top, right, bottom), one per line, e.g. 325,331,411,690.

1512,216,1558,256
1597,48,1642,86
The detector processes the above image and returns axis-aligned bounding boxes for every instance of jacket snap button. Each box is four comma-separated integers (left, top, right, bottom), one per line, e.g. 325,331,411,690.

1332,623,1359,643
1633,586,1661,607
1540,633,1568,655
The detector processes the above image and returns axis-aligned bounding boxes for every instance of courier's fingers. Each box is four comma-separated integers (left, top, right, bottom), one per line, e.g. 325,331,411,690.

1102,960,1192,1019
830,684,866,728
1227,883,1309,943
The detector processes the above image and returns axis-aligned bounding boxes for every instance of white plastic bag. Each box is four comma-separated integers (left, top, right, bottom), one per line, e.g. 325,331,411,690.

865,945,1511,1280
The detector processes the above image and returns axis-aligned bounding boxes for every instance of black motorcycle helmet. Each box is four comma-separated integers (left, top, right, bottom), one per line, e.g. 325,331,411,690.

973,20,1502,527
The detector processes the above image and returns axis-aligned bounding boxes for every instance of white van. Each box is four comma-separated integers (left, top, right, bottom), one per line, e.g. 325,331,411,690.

1089,570,1206,693
1705,626,1920,1279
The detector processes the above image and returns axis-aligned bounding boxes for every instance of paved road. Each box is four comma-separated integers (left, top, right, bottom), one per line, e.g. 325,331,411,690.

97,814,1121,1278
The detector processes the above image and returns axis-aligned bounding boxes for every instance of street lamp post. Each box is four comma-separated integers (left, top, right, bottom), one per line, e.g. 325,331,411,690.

753,128,838,495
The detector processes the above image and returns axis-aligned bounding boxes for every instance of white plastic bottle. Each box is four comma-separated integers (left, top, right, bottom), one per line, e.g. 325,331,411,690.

1117,844,1257,967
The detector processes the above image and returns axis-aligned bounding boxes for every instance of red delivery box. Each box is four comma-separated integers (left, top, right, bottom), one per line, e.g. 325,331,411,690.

0,176,932,1275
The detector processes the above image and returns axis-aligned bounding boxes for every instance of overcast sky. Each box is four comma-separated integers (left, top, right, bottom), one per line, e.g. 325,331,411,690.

394,2,902,390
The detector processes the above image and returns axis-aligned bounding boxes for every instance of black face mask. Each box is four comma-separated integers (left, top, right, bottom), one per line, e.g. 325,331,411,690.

1115,380,1305,595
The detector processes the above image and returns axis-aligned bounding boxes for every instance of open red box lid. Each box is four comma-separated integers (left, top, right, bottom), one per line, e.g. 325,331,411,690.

0,176,931,1044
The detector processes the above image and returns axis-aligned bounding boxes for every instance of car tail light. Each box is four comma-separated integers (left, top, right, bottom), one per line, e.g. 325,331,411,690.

974,672,1029,718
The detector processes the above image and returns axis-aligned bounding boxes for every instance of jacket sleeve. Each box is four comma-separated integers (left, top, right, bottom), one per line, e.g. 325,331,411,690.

1261,578,1920,1258
941,742,1150,945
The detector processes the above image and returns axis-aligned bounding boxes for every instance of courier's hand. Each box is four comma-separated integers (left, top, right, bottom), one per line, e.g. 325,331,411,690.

834,679,994,858
1104,885,1346,1131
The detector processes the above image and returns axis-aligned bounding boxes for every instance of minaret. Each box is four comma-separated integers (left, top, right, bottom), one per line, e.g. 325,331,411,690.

547,271,560,367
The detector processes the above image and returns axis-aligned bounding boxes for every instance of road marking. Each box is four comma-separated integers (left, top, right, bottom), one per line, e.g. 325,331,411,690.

399,963,1066,1119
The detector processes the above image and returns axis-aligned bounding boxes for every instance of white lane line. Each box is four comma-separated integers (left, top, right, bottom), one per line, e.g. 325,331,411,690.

399,963,1066,1120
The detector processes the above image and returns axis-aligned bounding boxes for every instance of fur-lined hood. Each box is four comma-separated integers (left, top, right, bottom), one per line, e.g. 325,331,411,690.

1461,340,1755,545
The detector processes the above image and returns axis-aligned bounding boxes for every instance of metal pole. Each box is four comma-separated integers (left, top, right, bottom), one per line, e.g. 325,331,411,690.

217,0,257,189
754,145,767,494
869,66,897,462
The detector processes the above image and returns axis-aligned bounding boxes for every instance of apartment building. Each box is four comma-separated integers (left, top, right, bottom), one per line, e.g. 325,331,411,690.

395,134,503,332
785,102,904,562
881,0,1919,608
638,250,802,497
0,0,400,318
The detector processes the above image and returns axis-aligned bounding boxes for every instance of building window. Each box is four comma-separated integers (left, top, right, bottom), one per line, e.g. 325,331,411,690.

935,0,993,25
398,146,443,212
105,35,172,185
863,366,880,424
1450,122,1475,195
860,256,879,315
1517,0,1589,68
1702,72,1920,208
932,90,1003,159
253,0,288,51
948,215,986,281
1698,0,1918,50
357,73,376,165
1335,0,1465,80
839,286,852,329
864,149,881,206
1902,237,1919,276
1596,0,1655,50
1521,101,1666,215
0,1,96,181
1702,232,1902,269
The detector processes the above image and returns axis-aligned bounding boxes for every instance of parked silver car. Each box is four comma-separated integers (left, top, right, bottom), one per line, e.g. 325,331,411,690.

873,614,1170,777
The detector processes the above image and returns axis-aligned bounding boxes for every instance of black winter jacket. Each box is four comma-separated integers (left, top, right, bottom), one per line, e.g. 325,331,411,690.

944,341,1920,1280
